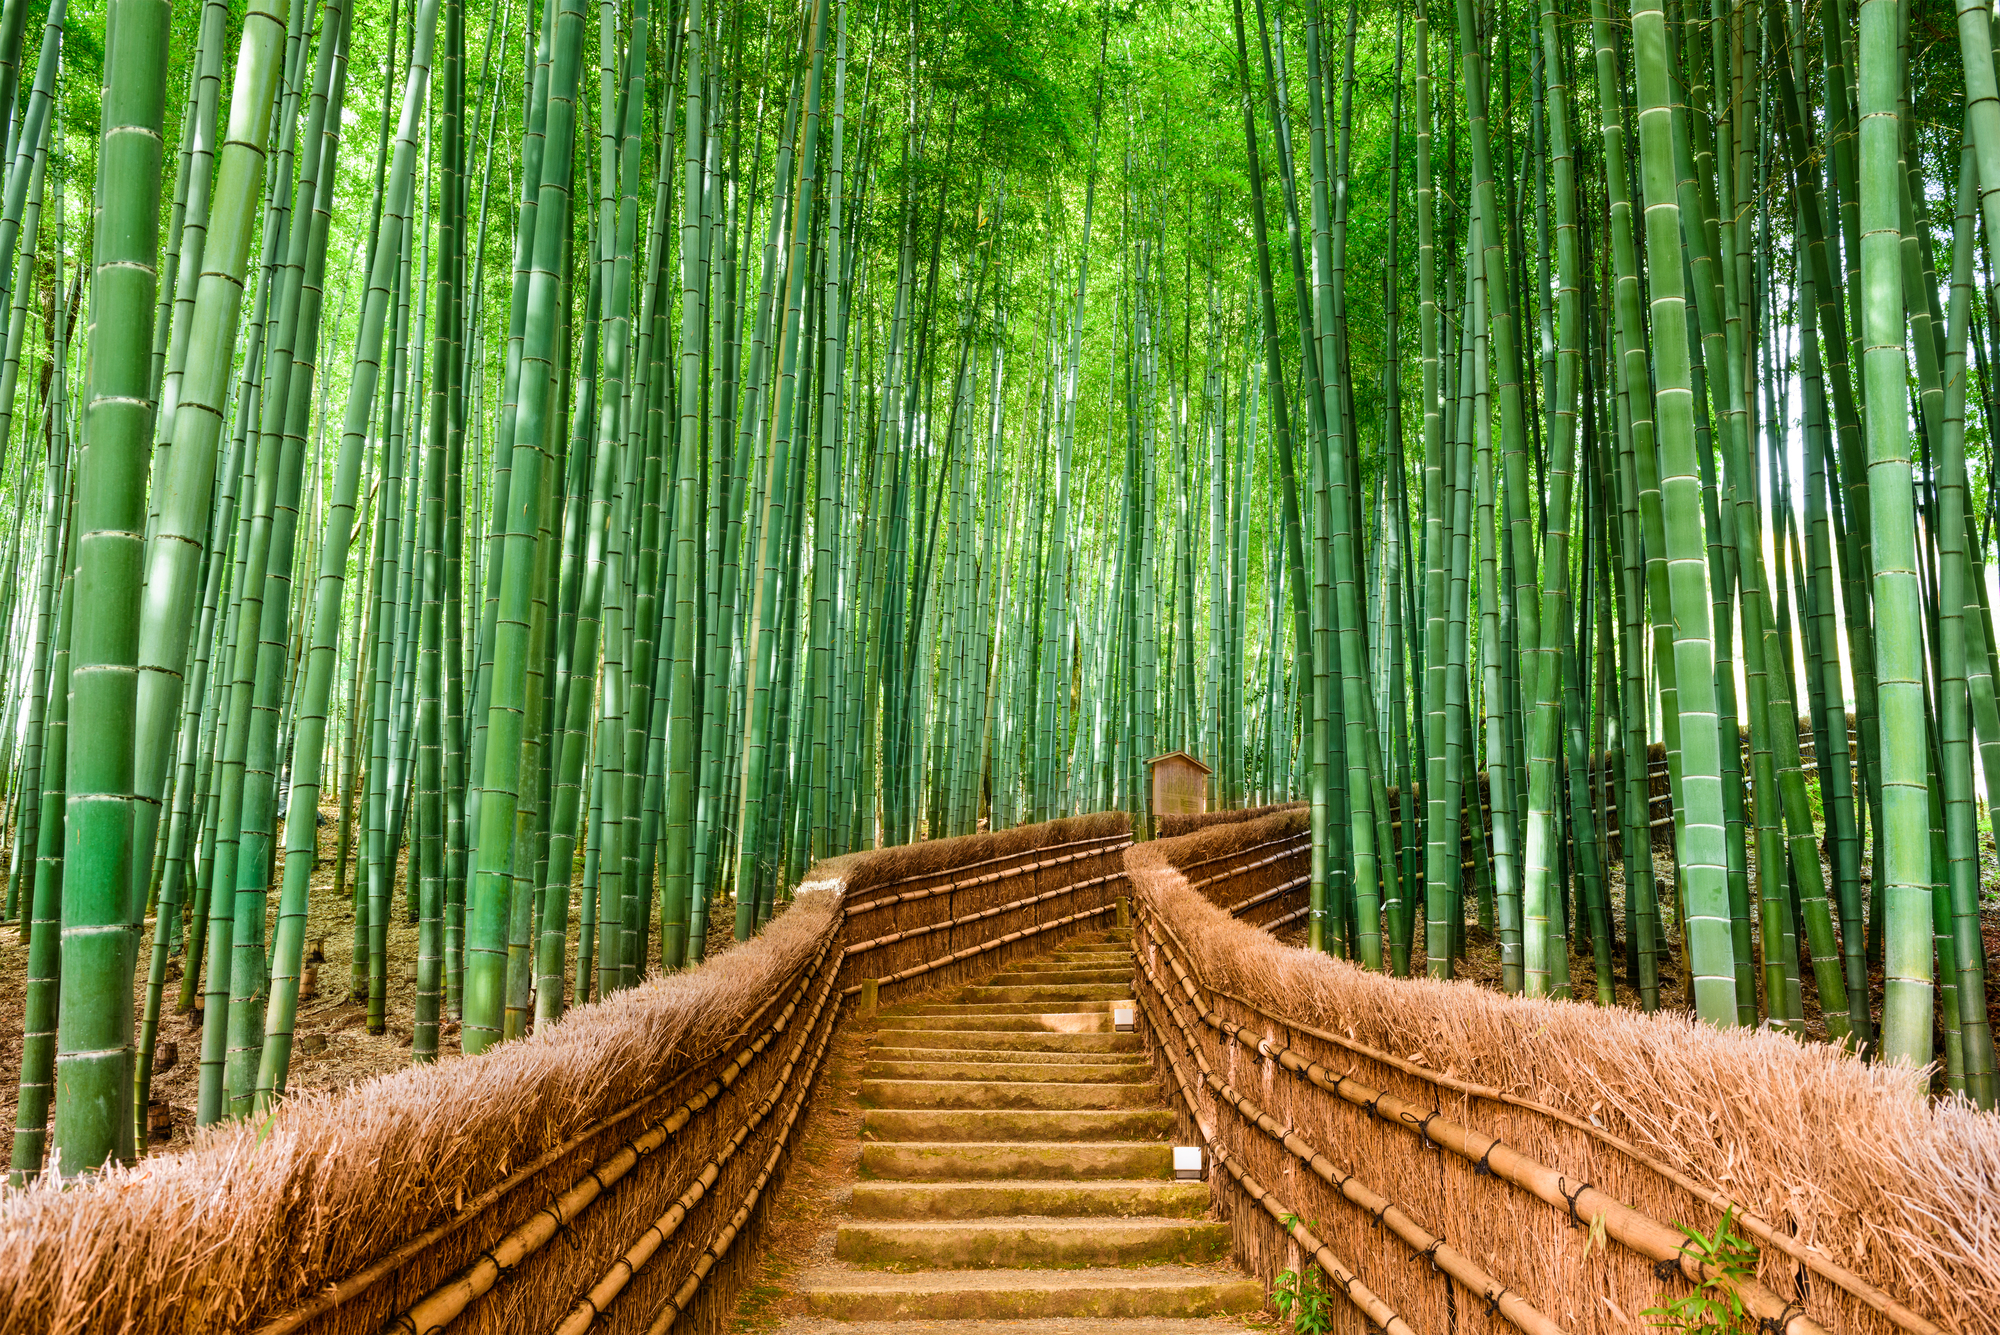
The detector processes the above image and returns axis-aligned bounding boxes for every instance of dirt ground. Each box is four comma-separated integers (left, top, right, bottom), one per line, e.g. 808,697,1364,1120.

1274,832,2000,1093
0,809,746,1160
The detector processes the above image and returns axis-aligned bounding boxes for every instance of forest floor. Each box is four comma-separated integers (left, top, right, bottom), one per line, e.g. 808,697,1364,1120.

0,808,745,1164
1275,832,2000,1093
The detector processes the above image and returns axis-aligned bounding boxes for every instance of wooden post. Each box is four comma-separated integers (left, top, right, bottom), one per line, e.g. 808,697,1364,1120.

1116,896,1130,930
858,977,879,1016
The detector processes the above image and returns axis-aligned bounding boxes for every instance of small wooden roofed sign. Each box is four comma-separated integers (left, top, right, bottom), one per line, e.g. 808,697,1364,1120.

1146,751,1212,817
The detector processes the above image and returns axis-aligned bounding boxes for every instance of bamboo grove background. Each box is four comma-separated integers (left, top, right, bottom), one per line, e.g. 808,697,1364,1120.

1,0,1998,1184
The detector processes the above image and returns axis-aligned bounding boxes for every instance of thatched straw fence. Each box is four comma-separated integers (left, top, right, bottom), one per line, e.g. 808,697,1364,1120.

0,812,1132,1335
1129,813,1999,1335
828,810,1131,1005
1156,801,1307,838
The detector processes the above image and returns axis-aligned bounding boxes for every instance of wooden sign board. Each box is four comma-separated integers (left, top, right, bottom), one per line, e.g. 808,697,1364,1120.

1146,751,1212,818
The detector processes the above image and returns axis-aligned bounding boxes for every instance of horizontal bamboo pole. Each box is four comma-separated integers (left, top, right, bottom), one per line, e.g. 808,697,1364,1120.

556,941,843,1334
1137,946,1425,1335
1206,988,1944,1335
843,870,1125,956
250,934,837,1335
842,895,1121,996
1134,899,1831,1335
384,930,842,1335
846,839,1131,916
640,970,843,1335
846,833,1132,906
1134,942,1564,1335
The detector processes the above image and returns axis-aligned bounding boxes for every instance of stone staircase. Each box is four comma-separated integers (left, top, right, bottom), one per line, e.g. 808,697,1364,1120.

794,928,1261,1327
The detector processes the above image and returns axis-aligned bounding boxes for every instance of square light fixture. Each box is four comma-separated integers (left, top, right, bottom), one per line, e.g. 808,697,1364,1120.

1113,1003,1136,1032
1173,1146,1204,1180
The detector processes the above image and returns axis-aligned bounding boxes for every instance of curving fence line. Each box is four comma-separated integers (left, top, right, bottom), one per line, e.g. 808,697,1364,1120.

1127,814,1998,1335
0,813,1131,1335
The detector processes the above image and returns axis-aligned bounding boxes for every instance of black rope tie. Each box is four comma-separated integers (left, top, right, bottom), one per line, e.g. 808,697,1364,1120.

1361,1091,1386,1121
1759,1301,1807,1334
1371,1201,1391,1231
1483,1286,1506,1317
1419,1239,1445,1273
1558,1178,1594,1227
1472,1139,1500,1177
540,1179,583,1255
1413,1109,1442,1151
1654,1232,1705,1285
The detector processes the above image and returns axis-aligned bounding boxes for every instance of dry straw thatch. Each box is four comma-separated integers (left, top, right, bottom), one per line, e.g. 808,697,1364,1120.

0,891,840,1335
0,813,1139,1335
1129,815,2000,1335
1155,801,1307,839
830,812,1132,1002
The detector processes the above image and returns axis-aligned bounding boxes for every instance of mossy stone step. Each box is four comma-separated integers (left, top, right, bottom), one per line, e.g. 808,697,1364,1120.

796,1267,1261,1321
867,1044,1145,1066
858,1141,1174,1181
835,1217,1232,1269
775,925,1250,1331
875,1012,1119,1034
867,1030,1141,1053
861,1108,1173,1143
848,1179,1209,1220
861,1079,1155,1112
776,1319,1255,1334
981,968,1135,986
862,1058,1150,1085
888,998,1124,1016
993,955,1131,969
954,983,1134,1005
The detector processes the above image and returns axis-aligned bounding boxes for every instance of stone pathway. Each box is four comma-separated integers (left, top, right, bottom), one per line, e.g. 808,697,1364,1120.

777,928,1261,1333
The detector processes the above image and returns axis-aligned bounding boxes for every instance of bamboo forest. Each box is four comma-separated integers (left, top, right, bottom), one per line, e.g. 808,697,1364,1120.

0,0,1997,1313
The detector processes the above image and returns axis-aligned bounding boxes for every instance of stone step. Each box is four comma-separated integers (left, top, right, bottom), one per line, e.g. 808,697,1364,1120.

954,983,1134,1005
862,1079,1154,1112
981,968,1134,986
888,999,1123,1017
858,1141,1174,1181
849,1179,1209,1220
866,1045,1145,1066
797,1267,1261,1321
861,1108,1174,1143
770,1319,1257,1335
994,954,1131,969
836,1217,1231,1269
869,1030,1141,1054
862,1058,1150,1085
875,1012,1119,1034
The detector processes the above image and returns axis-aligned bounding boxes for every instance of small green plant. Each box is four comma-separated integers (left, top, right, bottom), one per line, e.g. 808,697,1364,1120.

1271,1216,1339,1334
1641,1208,1762,1334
